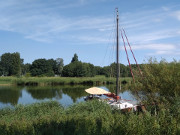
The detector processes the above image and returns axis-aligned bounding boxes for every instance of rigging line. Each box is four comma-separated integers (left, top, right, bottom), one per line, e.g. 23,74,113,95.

111,9,117,64
122,29,143,77
108,35,115,65
120,29,135,82
109,29,116,77
102,10,116,67
101,24,114,66
111,9,117,66
109,44,114,77
121,30,141,102
108,11,117,77
110,27,116,65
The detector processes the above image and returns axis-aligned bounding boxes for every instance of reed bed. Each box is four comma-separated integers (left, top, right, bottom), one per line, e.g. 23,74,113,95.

0,99,179,135
0,76,132,86
0,77,16,85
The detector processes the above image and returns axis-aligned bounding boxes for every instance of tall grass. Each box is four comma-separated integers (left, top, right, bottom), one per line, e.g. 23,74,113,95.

0,77,16,85
0,76,132,86
0,99,179,135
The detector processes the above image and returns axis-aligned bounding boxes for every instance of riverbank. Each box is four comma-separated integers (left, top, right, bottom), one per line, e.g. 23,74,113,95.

0,76,132,86
0,100,179,135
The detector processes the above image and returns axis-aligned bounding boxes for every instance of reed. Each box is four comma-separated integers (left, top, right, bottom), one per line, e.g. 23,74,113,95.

0,77,16,85
0,99,179,135
0,76,132,86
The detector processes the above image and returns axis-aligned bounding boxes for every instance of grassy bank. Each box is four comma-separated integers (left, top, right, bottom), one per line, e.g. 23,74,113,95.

0,100,179,135
0,76,132,86
0,77,17,86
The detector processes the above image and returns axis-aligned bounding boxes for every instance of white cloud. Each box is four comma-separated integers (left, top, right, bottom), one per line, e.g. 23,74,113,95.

131,43,176,51
0,0,179,53
75,36,109,43
0,0,114,42
132,43,180,57
162,6,170,11
148,50,180,56
123,29,180,46
120,8,167,29
171,11,180,21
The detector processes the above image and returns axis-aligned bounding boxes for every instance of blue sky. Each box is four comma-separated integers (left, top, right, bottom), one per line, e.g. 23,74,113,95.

0,0,180,66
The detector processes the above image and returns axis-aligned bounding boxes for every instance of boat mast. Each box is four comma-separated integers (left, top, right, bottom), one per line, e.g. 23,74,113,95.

116,8,120,98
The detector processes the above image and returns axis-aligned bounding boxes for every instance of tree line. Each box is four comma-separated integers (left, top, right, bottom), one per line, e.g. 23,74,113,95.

0,52,63,77
0,52,142,77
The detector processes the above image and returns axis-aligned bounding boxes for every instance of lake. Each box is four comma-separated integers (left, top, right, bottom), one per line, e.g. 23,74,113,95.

0,85,138,108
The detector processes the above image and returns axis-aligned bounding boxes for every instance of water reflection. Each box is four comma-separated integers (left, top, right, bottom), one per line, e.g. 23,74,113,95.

0,85,138,108
26,86,63,100
61,86,88,102
100,85,139,102
0,86,22,105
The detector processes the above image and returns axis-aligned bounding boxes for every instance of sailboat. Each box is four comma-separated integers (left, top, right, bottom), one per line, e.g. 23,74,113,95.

84,8,145,112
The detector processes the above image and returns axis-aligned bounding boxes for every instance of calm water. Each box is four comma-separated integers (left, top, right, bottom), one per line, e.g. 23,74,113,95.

0,85,138,108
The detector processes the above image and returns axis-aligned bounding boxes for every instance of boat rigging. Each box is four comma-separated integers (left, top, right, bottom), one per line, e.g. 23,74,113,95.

84,8,145,112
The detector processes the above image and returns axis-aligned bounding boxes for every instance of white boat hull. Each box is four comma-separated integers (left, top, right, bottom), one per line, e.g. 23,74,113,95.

107,100,138,111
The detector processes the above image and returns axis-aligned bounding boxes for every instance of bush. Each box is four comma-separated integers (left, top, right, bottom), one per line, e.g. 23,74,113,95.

132,58,180,99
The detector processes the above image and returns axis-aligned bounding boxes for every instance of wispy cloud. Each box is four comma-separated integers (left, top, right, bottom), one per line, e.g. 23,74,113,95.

131,43,176,51
0,0,180,60
162,6,170,11
0,0,114,42
122,42,180,58
171,10,180,21
126,29,180,44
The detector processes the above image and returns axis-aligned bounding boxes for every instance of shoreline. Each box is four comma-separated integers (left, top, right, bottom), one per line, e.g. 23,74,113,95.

0,76,132,86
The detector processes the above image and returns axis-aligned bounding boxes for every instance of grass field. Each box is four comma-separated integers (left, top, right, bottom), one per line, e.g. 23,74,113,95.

0,76,132,86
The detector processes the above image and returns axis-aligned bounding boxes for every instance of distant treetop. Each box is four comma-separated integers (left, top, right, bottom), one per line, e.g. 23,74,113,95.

71,53,78,63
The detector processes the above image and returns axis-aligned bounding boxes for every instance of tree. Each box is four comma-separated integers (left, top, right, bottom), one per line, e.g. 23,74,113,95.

30,59,54,76
1,53,12,76
0,62,3,76
134,58,180,98
0,52,21,76
101,63,129,77
11,53,21,76
56,58,64,76
71,53,78,63
48,59,57,74
94,66,102,75
21,63,31,76
62,61,95,77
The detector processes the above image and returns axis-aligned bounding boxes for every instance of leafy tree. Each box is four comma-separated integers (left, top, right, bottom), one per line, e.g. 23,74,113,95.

56,58,64,76
71,53,78,63
134,58,180,98
0,53,12,76
0,52,21,76
0,62,3,76
63,54,95,77
101,63,130,77
62,61,95,77
30,59,54,76
12,53,21,76
48,59,57,74
94,66,102,75
21,63,31,76
87,63,95,77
